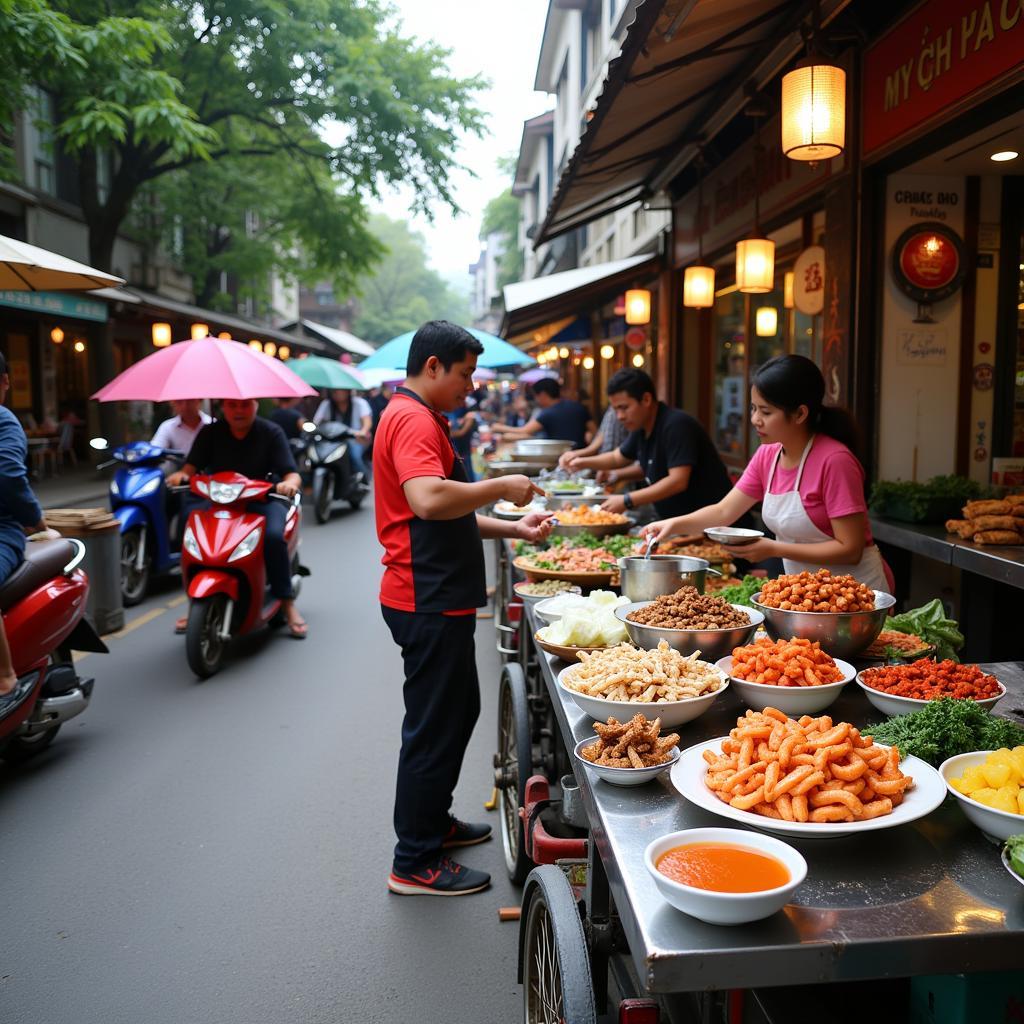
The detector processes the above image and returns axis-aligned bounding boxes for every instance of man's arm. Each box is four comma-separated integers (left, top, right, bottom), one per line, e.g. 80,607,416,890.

150,419,172,448
559,431,603,467
603,465,691,513
477,511,553,542
565,449,630,472
403,474,543,521
490,418,543,439
0,418,44,530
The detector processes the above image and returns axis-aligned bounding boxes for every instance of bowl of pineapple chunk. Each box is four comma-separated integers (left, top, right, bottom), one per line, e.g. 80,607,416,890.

941,747,1024,841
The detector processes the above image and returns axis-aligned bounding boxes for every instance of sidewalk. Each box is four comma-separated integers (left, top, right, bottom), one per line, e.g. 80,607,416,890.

34,466,109,511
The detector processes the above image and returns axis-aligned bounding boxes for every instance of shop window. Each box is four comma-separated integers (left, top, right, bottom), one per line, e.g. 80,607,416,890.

1014,253,1024,457
712,289,746,465
748,282,787,455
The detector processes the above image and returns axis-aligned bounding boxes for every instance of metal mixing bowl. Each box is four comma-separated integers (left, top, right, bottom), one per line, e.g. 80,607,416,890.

750,590,896,659
614,601,763,660
617,555,722,601
550,518,631,539
486,459,549,477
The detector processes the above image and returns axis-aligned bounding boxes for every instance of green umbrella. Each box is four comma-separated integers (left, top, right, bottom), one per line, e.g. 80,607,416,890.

289,356,366,390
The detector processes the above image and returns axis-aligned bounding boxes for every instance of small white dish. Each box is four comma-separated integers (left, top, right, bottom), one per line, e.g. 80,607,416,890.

558,664,728,728
856,673,1006,718
703,527,764,547
716,656,855,716
644,827,807,925
1001,846,1024,888
939,751,1024,842
572,737,680,787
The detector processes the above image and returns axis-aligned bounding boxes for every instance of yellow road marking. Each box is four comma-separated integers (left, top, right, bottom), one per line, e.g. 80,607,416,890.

108,606,166,639
167,595,187,608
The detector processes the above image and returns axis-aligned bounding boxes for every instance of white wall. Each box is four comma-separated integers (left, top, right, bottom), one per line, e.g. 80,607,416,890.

877,174,965,481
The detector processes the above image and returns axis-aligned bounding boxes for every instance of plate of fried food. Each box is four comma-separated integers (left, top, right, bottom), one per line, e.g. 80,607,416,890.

671,707,944,837
716,637,856,716
860,629,935,663
558,640,727,726
494,499,545,519
550,503,631,538
573,714,681,786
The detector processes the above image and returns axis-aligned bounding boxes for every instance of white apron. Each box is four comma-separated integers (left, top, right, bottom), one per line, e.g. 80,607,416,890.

760,437,890,592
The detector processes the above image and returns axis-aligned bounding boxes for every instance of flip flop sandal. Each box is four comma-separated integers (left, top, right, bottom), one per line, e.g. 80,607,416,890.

174,620,188,635
288,622,308,640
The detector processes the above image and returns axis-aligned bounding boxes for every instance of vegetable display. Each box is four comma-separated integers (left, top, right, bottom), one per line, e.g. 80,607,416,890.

540,591,630,647
869,475,983,523
715,575,763,607
867,698,1024,767
1006,835,1024,879
887,600,964,662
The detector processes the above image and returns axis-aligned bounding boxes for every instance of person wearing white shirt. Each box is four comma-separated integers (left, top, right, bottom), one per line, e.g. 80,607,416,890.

313,389,372,480
151,400,213,457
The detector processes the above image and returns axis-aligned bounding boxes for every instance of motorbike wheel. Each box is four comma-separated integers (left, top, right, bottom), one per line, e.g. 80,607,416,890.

3,726,61,763
314,473,334,524
347,493,364,510
185,596,229,679
120,528,150,606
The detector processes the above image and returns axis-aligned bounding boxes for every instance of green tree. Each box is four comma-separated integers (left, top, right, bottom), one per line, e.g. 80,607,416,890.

0,0,485,276
353,214,469,344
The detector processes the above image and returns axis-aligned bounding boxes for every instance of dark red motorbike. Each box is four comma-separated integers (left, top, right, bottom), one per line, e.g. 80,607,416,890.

0,537,107,762
180,472,306,678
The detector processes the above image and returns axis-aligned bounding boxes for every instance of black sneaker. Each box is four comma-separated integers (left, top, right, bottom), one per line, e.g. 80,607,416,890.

387,856,490,897
442,817,493,849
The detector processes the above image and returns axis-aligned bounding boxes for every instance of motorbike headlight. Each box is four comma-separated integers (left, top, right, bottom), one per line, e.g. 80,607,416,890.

183,525,201,559
228,526,262,563
135,476,161,498
109,478,120,498
209,480,245,504
324,444,346,464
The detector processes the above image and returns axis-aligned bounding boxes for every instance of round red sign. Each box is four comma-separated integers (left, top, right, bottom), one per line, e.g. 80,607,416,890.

624,327,647,351
892,221,965,304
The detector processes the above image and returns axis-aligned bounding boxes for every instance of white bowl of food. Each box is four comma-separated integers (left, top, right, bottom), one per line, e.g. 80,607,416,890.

716,656,855,715
855,674,1006,718
940,751,1024,842
513,580,581,608
703,527,764,547
534,592,597,624
572,737,680,787
644,827,807,925
558,664,727,727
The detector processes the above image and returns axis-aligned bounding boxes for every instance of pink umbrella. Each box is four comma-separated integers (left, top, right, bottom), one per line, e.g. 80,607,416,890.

92,336,317,401
472,367,497,381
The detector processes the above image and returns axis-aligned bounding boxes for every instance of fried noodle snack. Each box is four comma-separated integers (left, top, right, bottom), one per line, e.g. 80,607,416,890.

563,640,723,703
729,637,844,687
580,713,681,768
703,708,914,823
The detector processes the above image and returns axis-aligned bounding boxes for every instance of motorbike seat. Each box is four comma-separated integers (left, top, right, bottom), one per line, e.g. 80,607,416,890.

0,538,77,613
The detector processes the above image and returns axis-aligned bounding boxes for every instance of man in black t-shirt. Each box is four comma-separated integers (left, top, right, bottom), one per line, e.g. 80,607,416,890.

168,399,306,637
269,397,306,439
490,378,595,448
565,369,733,519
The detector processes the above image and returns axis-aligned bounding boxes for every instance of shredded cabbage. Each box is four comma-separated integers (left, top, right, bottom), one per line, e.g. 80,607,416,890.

541,590,630,646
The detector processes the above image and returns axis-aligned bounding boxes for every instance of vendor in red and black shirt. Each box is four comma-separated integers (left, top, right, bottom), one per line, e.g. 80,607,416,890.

375,321,552,897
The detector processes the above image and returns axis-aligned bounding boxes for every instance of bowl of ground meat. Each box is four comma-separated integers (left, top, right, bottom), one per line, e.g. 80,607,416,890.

615,586,762,660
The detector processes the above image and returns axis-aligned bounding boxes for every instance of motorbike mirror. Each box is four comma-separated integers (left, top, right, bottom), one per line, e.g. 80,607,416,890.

89,437,110,451
301,421,317,434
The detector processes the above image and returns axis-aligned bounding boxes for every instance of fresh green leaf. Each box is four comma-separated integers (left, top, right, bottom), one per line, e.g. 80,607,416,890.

1006,835,1024,878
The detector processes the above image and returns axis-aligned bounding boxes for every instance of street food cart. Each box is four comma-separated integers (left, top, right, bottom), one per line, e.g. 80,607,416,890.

492,538,1024,1024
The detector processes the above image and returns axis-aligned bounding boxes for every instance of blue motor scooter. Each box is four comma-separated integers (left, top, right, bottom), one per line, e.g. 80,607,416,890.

92,439,184,605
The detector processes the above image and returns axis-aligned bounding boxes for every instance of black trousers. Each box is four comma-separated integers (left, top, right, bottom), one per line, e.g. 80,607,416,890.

183,496,292,599
382,607,480,873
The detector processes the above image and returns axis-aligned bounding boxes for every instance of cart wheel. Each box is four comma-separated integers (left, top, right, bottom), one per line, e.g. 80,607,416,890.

520,866,596,1024
496,663,532,885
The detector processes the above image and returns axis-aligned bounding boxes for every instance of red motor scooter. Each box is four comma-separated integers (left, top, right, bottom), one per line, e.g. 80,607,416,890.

180,472,307,678
0,537,107,763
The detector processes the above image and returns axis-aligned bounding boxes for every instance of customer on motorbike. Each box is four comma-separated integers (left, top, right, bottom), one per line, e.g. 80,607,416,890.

167,398,307,638
0,351,50,696
151,399,212,456
269,397,307,440
313,388,372,481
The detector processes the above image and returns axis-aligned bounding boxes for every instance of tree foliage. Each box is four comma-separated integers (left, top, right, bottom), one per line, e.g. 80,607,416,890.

352,214,469,345
479,154,523,291
0,0,486,281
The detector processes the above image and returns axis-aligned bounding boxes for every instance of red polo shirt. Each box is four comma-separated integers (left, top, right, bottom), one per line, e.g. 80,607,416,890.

374,387,486,613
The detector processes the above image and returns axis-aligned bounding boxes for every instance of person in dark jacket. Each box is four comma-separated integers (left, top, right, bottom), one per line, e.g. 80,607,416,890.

0,351,49,696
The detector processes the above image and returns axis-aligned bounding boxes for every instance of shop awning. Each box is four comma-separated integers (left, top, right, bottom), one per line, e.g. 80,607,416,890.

285,318,376,358
537,0,849,244
124,287,325,353
502,254,660,338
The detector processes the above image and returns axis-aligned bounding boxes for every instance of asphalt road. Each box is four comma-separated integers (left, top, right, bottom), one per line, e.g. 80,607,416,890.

0,503,523,1023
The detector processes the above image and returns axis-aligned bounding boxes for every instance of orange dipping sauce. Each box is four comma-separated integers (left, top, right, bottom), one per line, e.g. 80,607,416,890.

656,842,790,893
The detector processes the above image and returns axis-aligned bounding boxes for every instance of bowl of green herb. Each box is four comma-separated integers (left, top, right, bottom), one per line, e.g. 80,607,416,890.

1002,835,1024,887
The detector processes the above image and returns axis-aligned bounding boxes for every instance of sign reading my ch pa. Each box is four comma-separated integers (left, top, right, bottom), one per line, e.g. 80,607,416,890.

862,0,1024,157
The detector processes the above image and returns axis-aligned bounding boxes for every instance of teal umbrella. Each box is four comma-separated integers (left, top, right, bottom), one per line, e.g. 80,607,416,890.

289,356,366,390
359,327,535,371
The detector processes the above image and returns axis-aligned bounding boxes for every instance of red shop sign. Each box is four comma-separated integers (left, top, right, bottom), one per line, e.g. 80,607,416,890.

892,222,966,302
862,0,1024,158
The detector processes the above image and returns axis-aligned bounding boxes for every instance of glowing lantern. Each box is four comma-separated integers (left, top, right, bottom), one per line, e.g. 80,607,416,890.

624,289,651,325
755,307,778,337
781,62,845,162
683,266,715,309
190,323,209,340
736,237,775,294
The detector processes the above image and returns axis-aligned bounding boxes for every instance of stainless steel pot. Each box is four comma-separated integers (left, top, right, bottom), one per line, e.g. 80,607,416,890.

616,555,722,602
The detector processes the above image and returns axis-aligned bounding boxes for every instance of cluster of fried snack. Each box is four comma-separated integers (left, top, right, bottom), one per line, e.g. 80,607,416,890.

580,714,680,769
564,640,723,703
757,568,876,613
703,708,914,824
729,637,844,687
554,504,629,526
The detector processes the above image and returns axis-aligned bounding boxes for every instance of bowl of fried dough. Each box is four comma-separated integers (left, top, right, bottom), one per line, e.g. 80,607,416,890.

573,714,681,787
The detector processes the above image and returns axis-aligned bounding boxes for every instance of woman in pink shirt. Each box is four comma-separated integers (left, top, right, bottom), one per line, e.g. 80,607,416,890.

642,355,891,591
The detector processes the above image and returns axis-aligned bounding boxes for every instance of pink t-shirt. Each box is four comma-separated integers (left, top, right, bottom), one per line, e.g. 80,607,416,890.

736,436,873,544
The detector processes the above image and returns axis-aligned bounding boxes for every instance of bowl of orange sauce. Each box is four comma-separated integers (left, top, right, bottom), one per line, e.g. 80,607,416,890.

644,827,807,925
